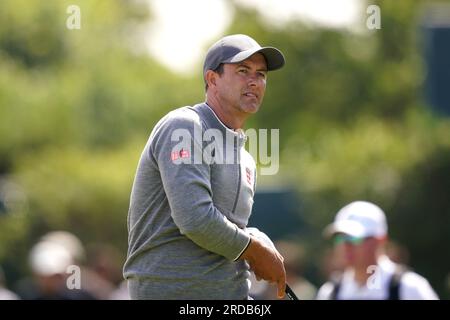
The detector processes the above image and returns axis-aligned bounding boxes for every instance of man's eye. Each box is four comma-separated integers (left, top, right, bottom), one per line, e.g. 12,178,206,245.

238,69,247,74
258,72,267,78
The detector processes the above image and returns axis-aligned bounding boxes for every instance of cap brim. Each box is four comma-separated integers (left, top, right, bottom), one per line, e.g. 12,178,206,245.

225,47,285,71
323,220,366,238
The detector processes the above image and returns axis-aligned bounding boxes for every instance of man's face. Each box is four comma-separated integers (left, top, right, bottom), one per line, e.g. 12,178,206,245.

334,234,381,269
215,53,267,115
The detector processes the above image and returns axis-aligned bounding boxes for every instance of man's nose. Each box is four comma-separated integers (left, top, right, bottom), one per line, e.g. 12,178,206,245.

343,242,355,249
247,73,258,87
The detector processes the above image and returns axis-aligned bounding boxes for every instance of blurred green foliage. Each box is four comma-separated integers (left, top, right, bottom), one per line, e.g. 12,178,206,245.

0,0,449,298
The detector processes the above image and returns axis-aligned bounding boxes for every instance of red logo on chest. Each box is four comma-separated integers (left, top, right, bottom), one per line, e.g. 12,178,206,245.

171,149,190,161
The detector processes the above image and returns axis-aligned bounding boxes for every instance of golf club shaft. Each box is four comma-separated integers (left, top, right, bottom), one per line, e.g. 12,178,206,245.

285,284,299,300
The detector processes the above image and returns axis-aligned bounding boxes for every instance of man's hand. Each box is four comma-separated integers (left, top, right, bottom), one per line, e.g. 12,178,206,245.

239,236,286,299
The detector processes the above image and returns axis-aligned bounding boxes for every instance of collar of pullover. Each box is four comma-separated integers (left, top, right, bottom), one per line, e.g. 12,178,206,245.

194,103,248,148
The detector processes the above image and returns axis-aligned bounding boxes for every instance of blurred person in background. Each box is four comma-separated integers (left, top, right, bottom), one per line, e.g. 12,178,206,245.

40,232,129,299
124,34,287,299
316,201,438,300
14,231,95,299
42,231,112,299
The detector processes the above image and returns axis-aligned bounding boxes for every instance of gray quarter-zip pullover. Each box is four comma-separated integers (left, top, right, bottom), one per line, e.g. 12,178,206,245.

124,103,257,299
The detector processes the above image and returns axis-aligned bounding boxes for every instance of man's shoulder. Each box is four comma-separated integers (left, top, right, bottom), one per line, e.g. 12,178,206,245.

399,270,439,299
400,270,432,288
401,270,429,286
154,105,203,132
165,105,202,124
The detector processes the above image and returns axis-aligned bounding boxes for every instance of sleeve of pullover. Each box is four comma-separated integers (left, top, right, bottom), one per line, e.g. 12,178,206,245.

150,111,250,261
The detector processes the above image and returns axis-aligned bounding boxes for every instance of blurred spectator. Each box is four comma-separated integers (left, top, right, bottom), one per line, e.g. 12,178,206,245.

39,232,130,299
41,231,86,263
0,266,19,300
15,231,95,299
316,201,438,300
31,232,130,299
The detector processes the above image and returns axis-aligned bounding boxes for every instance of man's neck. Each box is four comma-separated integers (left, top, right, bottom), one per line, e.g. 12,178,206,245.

354,268,371,286
353,257,380,286
206,98,247,130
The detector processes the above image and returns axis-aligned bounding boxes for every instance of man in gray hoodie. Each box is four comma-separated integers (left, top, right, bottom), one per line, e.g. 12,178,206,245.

124,34,286,299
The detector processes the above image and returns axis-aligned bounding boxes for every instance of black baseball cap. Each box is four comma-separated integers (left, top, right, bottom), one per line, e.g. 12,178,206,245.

203,34,285,79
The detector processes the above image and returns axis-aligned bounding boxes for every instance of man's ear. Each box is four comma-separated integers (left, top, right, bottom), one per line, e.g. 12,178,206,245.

205,70,217,89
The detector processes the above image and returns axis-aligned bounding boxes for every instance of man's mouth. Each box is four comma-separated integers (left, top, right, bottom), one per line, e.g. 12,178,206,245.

243,92,258,99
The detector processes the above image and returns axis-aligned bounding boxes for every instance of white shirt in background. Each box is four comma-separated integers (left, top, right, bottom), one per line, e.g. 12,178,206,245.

317,255,439,300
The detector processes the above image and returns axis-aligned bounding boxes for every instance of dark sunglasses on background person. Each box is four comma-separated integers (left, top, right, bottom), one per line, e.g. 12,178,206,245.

333,234,368,246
